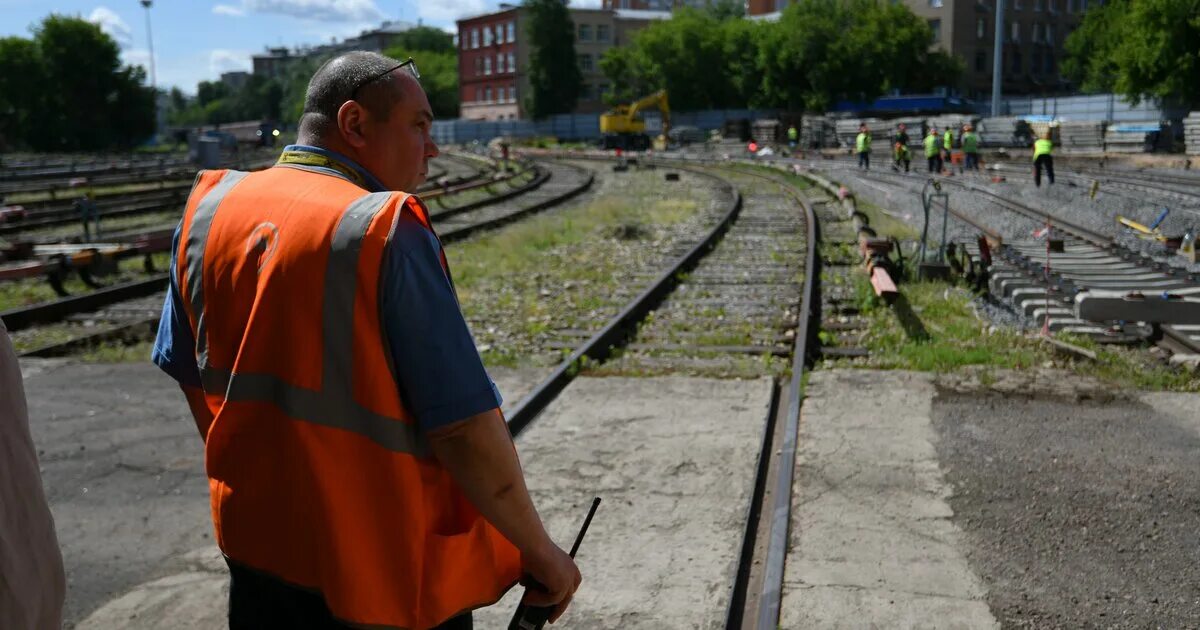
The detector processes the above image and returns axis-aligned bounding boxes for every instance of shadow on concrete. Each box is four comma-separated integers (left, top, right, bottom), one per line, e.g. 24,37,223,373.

891,293,930,342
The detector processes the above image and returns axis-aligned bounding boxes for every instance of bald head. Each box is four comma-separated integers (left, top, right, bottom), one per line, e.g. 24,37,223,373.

298,51,407,143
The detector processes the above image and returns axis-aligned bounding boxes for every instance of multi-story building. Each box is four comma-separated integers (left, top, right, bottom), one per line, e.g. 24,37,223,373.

747,0,1093,98
457,6,670,120
250,20,417,80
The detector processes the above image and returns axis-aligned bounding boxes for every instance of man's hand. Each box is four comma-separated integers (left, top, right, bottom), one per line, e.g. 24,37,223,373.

520,539,582,623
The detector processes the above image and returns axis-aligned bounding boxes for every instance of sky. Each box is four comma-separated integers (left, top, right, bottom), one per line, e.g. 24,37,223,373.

0,0,601,94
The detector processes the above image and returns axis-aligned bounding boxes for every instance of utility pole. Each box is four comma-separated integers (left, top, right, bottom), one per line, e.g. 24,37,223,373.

991,0,1005,116
140,0,157,91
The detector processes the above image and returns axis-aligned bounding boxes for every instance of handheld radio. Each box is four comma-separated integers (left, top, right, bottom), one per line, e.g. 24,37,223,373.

508,497,601,630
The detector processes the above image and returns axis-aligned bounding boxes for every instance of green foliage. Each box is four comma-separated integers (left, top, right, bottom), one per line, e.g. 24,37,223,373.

388,25,456,53
383,46,460,119
600,0,962,112
524,0,582,119
1065,0,1200,107
0,15,155,150
170,73,286,126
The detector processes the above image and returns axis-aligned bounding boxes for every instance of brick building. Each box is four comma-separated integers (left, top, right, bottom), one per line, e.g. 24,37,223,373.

457,6,670,121
747,0,1094,98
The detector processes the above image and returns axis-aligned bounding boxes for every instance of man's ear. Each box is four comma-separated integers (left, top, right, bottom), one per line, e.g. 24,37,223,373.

337,101,369,149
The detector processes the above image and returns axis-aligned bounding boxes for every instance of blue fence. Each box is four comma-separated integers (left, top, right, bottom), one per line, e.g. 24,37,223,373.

433,109,775,145
973,94,1188,122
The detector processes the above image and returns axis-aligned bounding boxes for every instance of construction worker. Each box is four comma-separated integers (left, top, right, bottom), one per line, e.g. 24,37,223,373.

961,123,980,171
856,123,871,170
787,124,798,152
1034,130,1055,186
924,126,942,173
0,318,66,630
892,123,910,173
151,52,580,629
942,125,955,167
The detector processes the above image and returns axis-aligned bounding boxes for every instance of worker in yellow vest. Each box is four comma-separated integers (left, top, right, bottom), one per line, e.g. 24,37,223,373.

787,124,798,152
924,126,942,173
1034,131,1055,186
942,127,954,166
961,123,980,171
151,52,580,629
856,123,872,170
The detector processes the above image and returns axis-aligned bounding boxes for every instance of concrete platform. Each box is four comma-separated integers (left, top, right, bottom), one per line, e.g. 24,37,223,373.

781,370,998,629
476,375,772,629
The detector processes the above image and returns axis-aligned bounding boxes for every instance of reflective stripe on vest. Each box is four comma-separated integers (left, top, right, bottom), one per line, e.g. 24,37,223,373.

183,179,424,455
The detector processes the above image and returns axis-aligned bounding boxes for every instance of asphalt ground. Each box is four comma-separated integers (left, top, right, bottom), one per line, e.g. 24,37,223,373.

932,389,1200,628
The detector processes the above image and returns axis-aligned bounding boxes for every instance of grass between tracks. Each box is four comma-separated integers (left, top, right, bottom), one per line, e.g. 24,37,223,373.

7,180,192,205
824,268,1200,391
450,167,711,368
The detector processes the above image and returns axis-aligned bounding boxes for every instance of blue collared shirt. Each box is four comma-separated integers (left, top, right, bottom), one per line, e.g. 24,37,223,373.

152,146,502,431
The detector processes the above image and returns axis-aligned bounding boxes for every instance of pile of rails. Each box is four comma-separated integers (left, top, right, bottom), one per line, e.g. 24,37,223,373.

1183,112,1200,155
1058,121,1106,152
1103,121,1163,153
798,115,835,149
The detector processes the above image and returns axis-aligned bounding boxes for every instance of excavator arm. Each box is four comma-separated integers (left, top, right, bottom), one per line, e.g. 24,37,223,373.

625,90,670,139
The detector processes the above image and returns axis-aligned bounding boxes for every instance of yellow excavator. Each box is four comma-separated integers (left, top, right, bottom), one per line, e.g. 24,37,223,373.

599,90,670,151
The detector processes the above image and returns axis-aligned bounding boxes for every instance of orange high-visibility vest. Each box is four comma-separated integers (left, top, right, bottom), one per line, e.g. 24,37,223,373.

175,164,520,629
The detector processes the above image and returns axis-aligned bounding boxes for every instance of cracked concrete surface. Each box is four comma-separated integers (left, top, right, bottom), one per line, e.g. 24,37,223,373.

476,375,773,629
781,370,998,629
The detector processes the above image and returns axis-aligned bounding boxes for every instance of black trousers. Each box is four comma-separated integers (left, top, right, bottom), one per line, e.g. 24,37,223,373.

857,151,869,169
964,152,979,171
227,560,473,630
927,155,943,173
1034,154,1055,186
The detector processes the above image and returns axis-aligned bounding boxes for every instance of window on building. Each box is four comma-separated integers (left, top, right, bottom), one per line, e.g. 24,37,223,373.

1011,21,1020,42
1035,0,1044,10
975,50,987,71
507,53,515,73
462,32,468,49
485,86,492,102
496,24,504,44
1032,22,1040,42
484,56,492,75
578,24,592,41
597,24,610,42
1046,24,1055,45
1044,52,1055,74
774,0,787,11
471,28,479,49
508,85,516,102
497,53,505,73
929,0,943,7
507,21,515,42
929,18,941,42
474,57,482,76
483,26,493,46
977,17,986,38
1067,0,1076,11
579,53,593,72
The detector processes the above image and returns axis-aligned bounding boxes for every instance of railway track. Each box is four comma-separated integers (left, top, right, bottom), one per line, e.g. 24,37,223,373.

3,158,593,357
808,159,1200,356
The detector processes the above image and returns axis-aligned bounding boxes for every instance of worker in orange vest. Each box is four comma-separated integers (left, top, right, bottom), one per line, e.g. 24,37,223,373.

151,52,580,629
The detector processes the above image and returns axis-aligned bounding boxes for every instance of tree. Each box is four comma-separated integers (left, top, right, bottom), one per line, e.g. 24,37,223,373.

706,0,745,21
0,15,155,150
389,25,455,54
0,37,47,150
384,46,460,119
524,0,582,119
1065,0,1200,107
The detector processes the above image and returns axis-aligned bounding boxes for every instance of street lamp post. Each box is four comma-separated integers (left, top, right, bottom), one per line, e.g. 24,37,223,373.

140,0,156,92
991,0,1005,116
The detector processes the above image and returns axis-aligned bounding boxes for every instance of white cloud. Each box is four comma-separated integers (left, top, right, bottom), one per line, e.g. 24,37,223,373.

213,4,247,16
210,49,253,75
88,6,133,47
238,0,386,22
569,0,603,7
413,0,487,24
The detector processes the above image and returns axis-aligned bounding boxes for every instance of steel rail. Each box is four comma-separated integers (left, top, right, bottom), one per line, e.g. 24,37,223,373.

9,158,586,352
